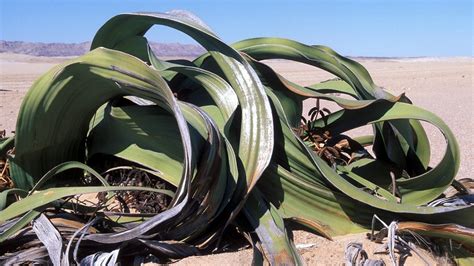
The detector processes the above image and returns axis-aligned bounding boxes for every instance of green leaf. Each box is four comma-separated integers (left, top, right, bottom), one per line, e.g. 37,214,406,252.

11,48,194,201
0,185,174,222
91,12,274,193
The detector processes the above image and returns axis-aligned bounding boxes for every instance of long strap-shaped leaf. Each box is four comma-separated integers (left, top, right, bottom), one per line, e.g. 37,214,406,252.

0,186,173,221
256,65,472,233
90,11,273,193
311,101,459,204
243,190,303,264
11,48,194,206
232,37,430,175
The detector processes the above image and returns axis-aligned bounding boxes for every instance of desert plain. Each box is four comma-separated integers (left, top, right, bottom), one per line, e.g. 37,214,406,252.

0,53,472,264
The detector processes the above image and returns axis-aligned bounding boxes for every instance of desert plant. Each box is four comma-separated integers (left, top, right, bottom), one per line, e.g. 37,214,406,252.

0,10,472,265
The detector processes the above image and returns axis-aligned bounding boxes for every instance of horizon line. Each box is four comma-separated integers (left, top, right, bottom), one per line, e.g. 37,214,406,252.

1,39,472,59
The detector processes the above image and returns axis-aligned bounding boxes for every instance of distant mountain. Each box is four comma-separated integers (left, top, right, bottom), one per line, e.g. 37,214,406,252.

0,40,206,57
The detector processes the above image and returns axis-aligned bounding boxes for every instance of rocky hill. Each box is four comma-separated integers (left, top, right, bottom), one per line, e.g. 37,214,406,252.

0,40,206,57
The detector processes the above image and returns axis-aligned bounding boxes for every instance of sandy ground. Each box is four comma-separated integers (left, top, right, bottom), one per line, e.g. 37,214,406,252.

0,53,472,264
175,231,444,265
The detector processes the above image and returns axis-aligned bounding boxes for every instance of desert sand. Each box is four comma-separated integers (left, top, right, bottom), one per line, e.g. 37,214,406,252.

0,53,472,264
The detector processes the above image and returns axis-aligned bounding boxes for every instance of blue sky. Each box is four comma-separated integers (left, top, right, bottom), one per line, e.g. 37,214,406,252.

0,0,472,57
